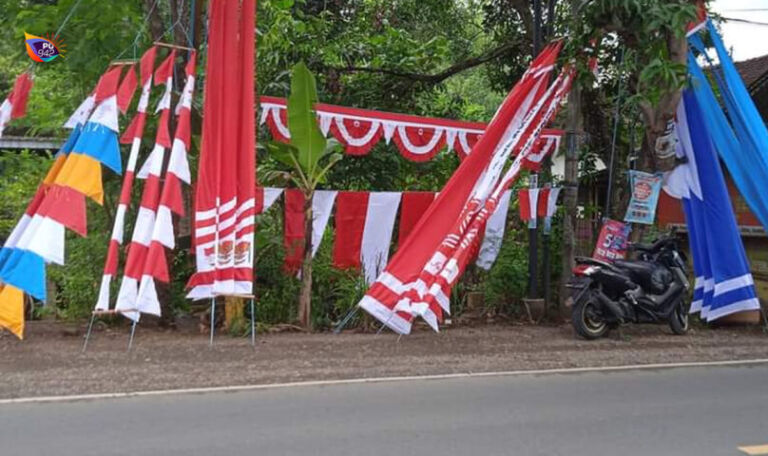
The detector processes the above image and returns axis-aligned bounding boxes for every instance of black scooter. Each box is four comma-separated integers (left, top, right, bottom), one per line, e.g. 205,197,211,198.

566,235,691,340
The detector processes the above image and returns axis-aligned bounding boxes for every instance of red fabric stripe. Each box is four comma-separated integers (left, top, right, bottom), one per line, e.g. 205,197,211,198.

94,66,122,103
139,47,157,85
160,174,185,215
120,112,146,144
332,191,369,270
328,118,383,156
38,184,87,236
518,189,531,221
187,268,253,288
398,192,435,249
154,51,176,85
144,241,170,282
119,171,135,205
103,240,120,275
139,176,162,210
185,51,197,77
9,73,33,119
155,109,172,149
175,109,191,145
283,189,305,273
25,185,49,216
117,65,138,114
392,126,447,162
537,188,550,219
123,242,148,278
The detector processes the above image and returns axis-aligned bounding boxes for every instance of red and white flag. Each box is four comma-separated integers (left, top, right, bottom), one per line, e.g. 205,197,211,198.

187,0,256,299
115,50,175,320
95,47,157,312
0,72,33,138
136,52,198,312
357,42,568,334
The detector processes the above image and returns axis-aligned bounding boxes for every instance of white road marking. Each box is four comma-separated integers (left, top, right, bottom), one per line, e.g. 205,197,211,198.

738,444,768,455
2,358,767,405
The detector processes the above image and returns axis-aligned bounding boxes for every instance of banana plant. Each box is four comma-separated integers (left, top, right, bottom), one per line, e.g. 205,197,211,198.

264,62,343,329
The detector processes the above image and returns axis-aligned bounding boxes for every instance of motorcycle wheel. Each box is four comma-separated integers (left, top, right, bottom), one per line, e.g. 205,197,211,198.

668,300,689,335
572,294,608,340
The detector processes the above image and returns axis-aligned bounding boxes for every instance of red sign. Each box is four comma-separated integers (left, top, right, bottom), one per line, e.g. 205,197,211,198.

593,219,631,262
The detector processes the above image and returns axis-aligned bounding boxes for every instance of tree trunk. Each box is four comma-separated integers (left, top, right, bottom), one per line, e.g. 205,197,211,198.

224,296,245,331
559,76,582,320
297,192,314,329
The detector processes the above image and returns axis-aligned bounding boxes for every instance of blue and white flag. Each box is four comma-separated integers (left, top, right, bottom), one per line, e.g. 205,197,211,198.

666,91,760,321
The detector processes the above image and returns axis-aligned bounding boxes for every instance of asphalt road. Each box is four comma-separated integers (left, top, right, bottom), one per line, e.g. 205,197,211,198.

1,365,767,456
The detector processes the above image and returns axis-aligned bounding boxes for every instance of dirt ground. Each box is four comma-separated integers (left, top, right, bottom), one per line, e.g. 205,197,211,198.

1,318,767,399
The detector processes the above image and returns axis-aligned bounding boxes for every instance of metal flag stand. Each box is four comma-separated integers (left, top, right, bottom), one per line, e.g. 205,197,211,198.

81,308,140,353
208,294,257,348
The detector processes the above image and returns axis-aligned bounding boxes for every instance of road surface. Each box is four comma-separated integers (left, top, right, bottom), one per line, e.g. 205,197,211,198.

1,365,767,455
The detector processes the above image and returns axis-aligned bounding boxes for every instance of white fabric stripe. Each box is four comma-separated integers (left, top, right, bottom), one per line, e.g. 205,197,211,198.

395,125,444,155
195,198,256,237
713,274,754,297
361,192,401,284
168,139,191,183
115,277,140,321
476,190,512,270
704,298,761,322
176,75,195,114
546,187,561,217
137,144,166,179
126,137,142,172
88,95,120,132
3,213,32,250
95,274,112,311
136,275,161,317
262,188,283,213
64,95,95,128
334,118,381,147
111,205,127,243
25,216,65,265
131,207,156,246
694,276,705,290
195,197,241,222
152,206,175,248
155,77,173,113
136,80,152,113
311,190,337,258
0,99,12,138
358,295,412,335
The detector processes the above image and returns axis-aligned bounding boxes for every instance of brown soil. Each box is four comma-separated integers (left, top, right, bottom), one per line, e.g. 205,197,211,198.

0,318,766,399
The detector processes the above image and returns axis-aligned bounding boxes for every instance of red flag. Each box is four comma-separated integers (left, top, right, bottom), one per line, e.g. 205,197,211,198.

188,0,256,299
332,191,370,270
537,188,550,219
9,73,33,119
519,189,531,221
398,192,435,249
284,189,305,274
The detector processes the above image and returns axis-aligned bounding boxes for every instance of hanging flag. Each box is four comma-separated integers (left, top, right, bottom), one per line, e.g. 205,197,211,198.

96,46,157,312
667,91,760,322
187,0,256,299
332,191,369,270
361,192,401,284
137,51,198,313
256,187,284,214
357,42,566,334
476,190,512,270
115,50,175,321
311,191,338,258
398,192,437,249
0,72,34,138
283,189,306,274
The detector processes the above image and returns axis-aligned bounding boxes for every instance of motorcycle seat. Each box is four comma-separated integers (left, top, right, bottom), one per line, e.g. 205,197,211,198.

613,260,672,295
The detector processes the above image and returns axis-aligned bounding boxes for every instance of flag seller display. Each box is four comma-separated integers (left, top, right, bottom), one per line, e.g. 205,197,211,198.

187,0,256,299
592,219,631,262
96,46,157,312
664,91,760,322
0,72,34,138
356,42,570,334
115,50,176,321
0,67,123,339
624,170,663,225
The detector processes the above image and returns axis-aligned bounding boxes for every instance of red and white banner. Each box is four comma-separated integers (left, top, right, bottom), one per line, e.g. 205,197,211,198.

0,72,33,138
536,187,561,219
95,47,157,312
332,191,369,270
398,192,437,249
476,190,512,270
260,96,562,162
115,50,176,320
357,42,570,334
136,51,198,313
187,0,256,299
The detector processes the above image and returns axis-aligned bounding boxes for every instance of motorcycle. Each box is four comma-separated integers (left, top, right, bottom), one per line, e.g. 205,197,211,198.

566,234,691,340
